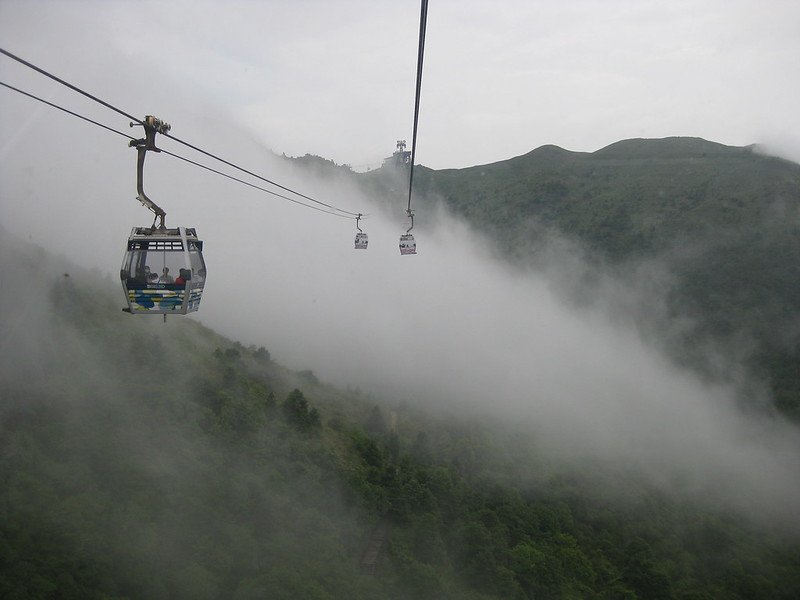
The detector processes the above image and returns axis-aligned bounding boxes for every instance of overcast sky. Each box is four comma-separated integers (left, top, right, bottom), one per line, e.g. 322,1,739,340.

1,0,799,170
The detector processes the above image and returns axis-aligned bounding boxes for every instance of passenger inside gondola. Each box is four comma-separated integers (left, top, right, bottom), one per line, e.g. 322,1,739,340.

175,269,190,286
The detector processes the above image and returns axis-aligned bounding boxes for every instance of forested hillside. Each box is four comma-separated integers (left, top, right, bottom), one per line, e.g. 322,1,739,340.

2,231,799,598
360,138,800,419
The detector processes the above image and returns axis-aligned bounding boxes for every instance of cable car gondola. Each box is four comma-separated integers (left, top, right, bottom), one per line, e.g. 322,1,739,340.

399,233,416,255
121,226,206,314
354,213,368,249
120,115,207,315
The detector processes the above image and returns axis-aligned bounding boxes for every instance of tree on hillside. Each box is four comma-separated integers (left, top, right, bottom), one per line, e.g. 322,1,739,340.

282,389,321,432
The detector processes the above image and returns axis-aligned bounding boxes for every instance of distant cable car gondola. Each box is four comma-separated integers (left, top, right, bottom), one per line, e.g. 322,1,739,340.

120,115,206,315
399,233,416,255
354,213,368,249
355,232,368,250
399,209,417,255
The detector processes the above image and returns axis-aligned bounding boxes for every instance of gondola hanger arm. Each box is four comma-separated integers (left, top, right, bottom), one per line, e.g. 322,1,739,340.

129,115,170,229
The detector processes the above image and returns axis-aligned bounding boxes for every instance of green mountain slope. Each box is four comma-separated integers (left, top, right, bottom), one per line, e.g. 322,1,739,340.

2,232,800,598
360,137,800,418
406,138,795,252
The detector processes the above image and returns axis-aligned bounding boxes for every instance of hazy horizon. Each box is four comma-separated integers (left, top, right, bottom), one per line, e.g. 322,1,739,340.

2,1,799,170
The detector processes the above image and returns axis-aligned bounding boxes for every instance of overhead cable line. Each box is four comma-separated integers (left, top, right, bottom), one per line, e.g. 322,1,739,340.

0,79,358,220
0,80,136,142
0,46,363,219
160,148,355,219
406,0,429,216
160,130,361,217
0,47,142,125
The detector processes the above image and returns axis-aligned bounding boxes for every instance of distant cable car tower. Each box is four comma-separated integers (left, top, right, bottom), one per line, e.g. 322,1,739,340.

383,139,411,169
395,139,411,166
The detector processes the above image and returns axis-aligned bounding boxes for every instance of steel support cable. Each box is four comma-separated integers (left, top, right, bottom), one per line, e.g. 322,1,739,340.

0,80,136,142
0,47,142,125
0,79,357,220
0,46,363,218
406,0,429,214
162,131,362,217
160,149,355,219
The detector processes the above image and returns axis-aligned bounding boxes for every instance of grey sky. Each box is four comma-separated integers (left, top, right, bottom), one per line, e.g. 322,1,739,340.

1,0,799,169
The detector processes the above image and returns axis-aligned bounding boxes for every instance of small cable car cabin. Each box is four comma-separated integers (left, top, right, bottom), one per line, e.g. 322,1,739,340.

354,214,368,249
120,226,206,314
399,233,417,255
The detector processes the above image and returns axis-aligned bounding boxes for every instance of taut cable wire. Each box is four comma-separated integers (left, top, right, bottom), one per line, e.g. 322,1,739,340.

0,47,364,219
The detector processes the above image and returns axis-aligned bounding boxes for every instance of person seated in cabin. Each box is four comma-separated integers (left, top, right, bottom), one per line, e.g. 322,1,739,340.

132,267,148,285
174,268,190,286
138,266,158,285
159,267,174,284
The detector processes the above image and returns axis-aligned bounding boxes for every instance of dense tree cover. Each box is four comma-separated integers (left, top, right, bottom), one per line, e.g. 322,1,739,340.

1,246,799,599
359,137,800,419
